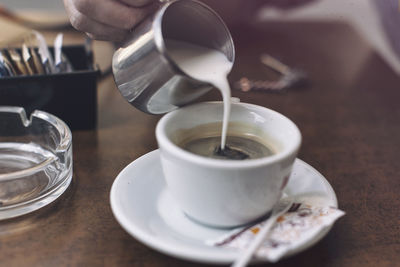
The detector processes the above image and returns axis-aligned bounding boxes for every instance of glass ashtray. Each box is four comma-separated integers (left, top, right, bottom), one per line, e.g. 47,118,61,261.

0,106,72,220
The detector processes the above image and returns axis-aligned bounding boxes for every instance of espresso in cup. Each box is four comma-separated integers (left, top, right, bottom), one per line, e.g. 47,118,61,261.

182,135,274,160
174,122,277,160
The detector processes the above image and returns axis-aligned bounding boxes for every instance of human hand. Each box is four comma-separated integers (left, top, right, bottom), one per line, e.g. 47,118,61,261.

63,0,157,42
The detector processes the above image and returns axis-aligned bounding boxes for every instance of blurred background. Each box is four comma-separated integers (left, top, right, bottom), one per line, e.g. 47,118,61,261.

1,0,399,75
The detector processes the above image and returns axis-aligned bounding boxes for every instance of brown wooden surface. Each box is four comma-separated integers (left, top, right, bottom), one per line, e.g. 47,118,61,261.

1,21,400,266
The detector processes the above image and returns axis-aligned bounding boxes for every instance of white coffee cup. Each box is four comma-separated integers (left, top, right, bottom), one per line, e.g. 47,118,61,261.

156,102,301,228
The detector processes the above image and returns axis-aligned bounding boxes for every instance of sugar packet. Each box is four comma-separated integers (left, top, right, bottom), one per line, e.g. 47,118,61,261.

207,203,345,263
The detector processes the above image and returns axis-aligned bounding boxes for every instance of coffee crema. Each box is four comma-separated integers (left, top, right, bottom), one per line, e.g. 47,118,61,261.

173,122,278,160
179,135,275,160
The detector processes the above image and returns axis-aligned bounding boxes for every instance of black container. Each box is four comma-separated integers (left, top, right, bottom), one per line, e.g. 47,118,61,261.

0,45,100,130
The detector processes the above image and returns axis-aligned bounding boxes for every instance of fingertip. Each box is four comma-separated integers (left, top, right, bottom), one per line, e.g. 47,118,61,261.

70,11,87,31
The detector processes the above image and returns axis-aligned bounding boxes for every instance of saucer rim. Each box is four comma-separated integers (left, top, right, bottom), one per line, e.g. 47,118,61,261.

110,150,338,264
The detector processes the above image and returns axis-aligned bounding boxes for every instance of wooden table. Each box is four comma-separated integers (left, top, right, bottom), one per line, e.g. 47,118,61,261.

1,21,400,266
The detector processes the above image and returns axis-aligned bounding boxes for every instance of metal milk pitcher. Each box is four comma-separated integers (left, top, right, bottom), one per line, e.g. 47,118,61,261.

112,0,234,114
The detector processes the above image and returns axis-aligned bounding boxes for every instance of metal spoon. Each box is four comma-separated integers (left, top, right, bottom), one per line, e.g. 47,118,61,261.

231,196,294,267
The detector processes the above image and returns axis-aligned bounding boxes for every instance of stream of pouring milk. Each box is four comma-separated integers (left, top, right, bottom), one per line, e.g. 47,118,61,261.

166,40,233,149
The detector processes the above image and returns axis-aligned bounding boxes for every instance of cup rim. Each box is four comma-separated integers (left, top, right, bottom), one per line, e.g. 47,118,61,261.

156,102,302,169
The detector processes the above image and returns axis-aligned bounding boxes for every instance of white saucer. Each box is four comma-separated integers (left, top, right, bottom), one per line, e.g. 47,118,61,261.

110,150,338,264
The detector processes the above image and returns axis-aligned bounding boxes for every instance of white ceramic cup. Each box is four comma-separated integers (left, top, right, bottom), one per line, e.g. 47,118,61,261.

156,102,301,228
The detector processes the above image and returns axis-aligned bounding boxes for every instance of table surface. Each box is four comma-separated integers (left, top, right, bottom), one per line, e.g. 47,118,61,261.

1,21,400,266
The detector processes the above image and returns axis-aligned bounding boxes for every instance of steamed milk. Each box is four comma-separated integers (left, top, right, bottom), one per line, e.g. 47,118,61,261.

166,40,232,149
165,40,276,159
